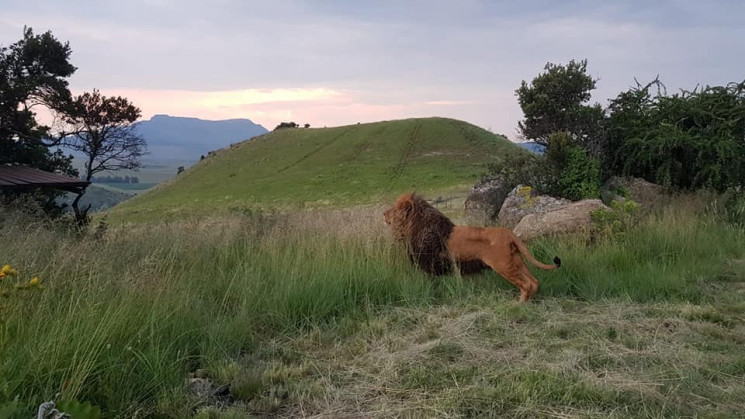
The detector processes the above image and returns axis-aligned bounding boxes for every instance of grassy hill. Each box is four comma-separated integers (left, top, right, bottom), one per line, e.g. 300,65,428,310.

105,117,524,222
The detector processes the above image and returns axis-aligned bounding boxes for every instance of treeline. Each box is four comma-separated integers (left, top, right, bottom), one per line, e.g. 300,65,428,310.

274,121,311,130
90,175,140,184
496,59,745,201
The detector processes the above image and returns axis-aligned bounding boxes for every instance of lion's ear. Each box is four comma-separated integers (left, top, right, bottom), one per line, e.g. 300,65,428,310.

402,200,413,213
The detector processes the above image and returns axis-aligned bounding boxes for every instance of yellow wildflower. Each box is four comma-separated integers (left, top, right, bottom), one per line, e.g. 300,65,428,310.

1,264,17,276
29,277,39,286
0,271,5,279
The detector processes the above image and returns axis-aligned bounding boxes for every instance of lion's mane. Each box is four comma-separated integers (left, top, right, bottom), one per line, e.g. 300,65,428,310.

385,193,487,275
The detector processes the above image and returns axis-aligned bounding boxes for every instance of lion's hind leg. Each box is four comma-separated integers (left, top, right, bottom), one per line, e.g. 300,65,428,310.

481,254,535,303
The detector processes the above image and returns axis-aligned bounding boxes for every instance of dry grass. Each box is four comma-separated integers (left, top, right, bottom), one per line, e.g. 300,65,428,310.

210,292,745,418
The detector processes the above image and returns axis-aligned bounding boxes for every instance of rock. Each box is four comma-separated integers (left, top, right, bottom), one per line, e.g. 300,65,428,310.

188,377,214,400
602,176,662,209
497,185,571,228
187,377,233,404
464,175,511,225
513,199,609,241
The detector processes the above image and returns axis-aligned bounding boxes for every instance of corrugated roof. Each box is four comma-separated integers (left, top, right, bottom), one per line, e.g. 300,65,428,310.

0,166,90,191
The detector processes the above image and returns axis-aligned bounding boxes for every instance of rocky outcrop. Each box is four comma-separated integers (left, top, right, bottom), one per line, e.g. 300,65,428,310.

601,176,662,209
464,175,511,225
497,185,571,228
513,199,609,241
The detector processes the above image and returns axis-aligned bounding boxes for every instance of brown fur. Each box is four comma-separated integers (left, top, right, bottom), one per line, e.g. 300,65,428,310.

384,193,561,302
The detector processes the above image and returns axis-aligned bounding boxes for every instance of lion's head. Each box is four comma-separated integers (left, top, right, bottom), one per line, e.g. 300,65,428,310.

383,193,456,275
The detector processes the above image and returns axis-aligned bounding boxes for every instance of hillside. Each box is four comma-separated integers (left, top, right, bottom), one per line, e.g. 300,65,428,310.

133,114,268,162
106,117,526,221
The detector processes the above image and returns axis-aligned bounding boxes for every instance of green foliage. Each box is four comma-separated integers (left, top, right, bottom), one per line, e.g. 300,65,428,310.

606,79,745,192
557,146,601,200
0,27,76,168
590,199,641,237
516,59,605,155
517,131,602,201
0,27,78,213
486,151,559,195
56,400,103,419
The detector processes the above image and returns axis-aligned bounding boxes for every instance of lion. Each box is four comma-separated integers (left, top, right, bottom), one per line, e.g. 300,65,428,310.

383,193,561,302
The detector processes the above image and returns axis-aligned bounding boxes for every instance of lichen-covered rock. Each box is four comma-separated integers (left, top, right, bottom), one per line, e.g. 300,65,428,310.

513,199,609,241
464,175,511,225
497,185,571,228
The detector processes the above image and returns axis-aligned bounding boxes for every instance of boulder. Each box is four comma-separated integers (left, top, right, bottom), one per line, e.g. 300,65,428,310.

513,199,609,241
601,176,662,209
464,175,511,225
497,185,571,228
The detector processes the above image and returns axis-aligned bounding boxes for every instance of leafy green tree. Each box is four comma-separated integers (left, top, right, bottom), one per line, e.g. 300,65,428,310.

516,59,605,156
0,27,77,169
60,89,147,222
0,27,78,213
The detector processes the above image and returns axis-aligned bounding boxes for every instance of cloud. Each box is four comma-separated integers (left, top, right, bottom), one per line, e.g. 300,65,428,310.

2,0,744,138
423,100,477,106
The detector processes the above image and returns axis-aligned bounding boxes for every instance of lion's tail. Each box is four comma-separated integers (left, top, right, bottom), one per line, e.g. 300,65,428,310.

512,235,561,270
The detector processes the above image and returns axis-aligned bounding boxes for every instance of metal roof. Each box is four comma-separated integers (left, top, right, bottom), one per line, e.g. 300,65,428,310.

0,166,90,192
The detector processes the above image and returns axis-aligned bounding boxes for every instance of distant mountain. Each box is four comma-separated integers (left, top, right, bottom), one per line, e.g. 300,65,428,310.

134,114,268,162
517,141,546,154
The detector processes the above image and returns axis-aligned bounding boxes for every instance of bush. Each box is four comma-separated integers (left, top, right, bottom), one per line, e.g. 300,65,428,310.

558,146,601,200
542,131,602,200
606,80,745,192
486,152,559,196
590,199,641,238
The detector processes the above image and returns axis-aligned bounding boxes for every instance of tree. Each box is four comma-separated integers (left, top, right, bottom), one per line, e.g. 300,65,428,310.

516,59,605,156
274,121,298,130
606,79,745,191
61,89,147,222
0,27,78,212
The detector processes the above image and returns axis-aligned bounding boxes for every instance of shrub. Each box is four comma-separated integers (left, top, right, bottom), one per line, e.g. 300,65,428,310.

486,152,559,196
590,199,641,238
558,146,601,200
606,80,745,192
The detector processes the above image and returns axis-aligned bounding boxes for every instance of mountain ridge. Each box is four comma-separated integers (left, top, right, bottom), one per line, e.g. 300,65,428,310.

133,114,269,162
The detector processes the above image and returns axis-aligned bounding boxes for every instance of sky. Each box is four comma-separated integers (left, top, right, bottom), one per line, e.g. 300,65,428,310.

2,0,744,140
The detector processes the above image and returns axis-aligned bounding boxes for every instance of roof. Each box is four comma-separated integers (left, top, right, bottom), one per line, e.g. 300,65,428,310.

0,166,90,192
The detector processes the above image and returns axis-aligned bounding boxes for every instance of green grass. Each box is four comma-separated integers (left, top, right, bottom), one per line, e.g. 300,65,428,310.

1,196,744,417
105,118,524,222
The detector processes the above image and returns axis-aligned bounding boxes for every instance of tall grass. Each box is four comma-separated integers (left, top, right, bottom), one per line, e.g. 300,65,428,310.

0,196,743,416
532,195,745,302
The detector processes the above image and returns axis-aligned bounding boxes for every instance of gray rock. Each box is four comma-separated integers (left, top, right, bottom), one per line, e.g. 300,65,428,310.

464,175,511,225
497,185,571,228
188,377,215,400
513,199,609,241
602,176,662,209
